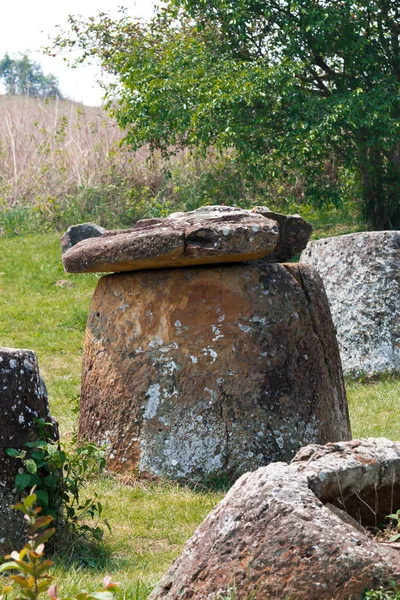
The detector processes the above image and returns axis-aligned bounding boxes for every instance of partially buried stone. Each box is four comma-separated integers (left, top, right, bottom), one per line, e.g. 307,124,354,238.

61,222,105,254
62,206,284,273
0,348,58,551
78,261,350,481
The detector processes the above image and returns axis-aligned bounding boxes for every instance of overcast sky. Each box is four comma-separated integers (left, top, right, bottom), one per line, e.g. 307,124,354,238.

0,1,155,106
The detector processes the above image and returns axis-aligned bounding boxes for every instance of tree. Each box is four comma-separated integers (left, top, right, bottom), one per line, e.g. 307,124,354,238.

0,53,62,99
53,1,400,229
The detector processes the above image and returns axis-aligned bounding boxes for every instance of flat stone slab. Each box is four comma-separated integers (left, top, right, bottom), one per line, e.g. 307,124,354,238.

150,438,400,600
301,231,400,376
62,206,311,274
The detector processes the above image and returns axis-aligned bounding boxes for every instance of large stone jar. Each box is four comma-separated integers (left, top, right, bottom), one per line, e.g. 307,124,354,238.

301,231,400,376
78,261,351,482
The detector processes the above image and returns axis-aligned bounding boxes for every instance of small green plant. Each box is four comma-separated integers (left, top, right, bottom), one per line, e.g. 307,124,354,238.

363,582,400,599
6,420,109,542
384,510,400,543
0,491,120,600
362,509,400,598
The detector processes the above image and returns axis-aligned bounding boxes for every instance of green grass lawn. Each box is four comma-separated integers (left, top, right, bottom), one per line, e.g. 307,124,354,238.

1,232,399,598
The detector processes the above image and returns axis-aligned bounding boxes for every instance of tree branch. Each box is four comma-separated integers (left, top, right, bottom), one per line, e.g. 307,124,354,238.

312,55,339,80
305,65,331,96
294,85,330,97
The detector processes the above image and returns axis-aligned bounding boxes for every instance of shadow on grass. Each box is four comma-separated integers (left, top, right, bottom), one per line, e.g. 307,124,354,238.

50,533,116,570
345,372,400,385
187,473,232,495
112,468,232,495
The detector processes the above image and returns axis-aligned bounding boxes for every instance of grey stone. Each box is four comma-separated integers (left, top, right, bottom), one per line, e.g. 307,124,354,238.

149,438,400,600
300,231,400,376
61,222,105,254
252,206,313,261
0,348,58,551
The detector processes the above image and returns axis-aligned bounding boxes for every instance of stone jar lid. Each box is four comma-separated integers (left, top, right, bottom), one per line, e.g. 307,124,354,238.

62,205,312,274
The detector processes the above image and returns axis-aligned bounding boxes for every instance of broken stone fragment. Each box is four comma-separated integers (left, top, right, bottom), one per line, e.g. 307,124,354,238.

252,206,313,262
78,261,350,481
149,438,400,600
61,222,106,254
62,206,310,274
0,348,58,551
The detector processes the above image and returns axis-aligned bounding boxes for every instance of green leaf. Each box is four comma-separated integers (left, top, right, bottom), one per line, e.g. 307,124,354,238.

35,561,54,577
36,578,53,593
386,513,400,522
23,459,38,474
4,560,33,576
15,472,33,491
30,515,53,532
6,448,22,458
43,475,59,489
46,444,60,457
0,562,22,573
23,494,37,510
34,527,56,547
35,489,49,506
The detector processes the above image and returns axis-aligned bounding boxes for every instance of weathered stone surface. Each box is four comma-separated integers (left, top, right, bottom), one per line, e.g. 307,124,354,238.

0,348,57,551
78,261,350,481
149,438,400,600
62,206,307,273
61,222,105,254
301,231,400,376
252,206,313,261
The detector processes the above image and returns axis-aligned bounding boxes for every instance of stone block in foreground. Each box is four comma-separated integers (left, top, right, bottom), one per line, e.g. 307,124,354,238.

78,261,350,481
301,231,400,376
0,348,57,551
149,438,400,600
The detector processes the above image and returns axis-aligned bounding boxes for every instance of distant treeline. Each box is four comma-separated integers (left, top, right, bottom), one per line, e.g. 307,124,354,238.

0,53,61,99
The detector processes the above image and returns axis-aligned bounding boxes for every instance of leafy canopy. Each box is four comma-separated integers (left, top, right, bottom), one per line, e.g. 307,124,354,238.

53,1,400,228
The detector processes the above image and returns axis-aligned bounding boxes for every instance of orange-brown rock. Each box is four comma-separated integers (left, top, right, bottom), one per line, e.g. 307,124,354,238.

62,206,282,273
79,261,350,481
149,438,400,600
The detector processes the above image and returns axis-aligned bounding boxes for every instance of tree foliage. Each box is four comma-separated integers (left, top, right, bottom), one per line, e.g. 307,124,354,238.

53,1,400,229
0,53,62,99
